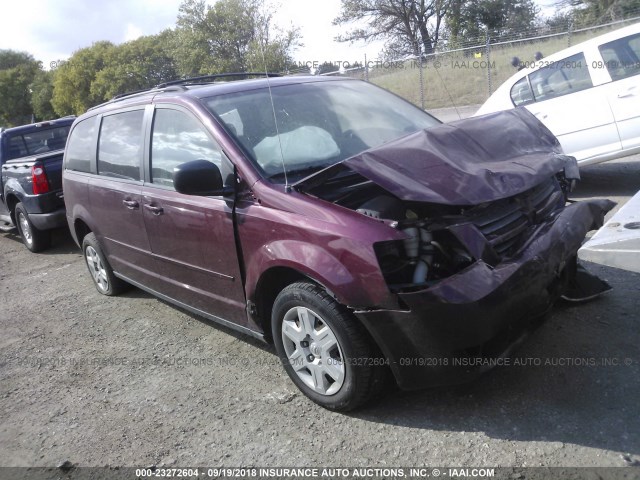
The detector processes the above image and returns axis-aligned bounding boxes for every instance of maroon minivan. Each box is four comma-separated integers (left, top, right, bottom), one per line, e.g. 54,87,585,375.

63,75,613,410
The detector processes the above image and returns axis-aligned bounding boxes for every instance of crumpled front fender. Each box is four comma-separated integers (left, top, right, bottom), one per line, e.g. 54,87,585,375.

355,198,615,390
404,199,615,306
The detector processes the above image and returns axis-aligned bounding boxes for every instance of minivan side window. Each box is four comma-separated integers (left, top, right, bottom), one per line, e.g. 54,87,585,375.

599,33,640,81
98,110,144,181
65,118,96,173
528,52,593,102
150,108,222,188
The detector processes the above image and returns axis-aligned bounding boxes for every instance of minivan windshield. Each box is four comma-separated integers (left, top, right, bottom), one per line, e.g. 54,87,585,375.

205,80,440,183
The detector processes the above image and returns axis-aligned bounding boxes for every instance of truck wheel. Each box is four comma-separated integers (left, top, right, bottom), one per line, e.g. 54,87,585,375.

272,282,388,411
82,233,128,296
14,203,51,252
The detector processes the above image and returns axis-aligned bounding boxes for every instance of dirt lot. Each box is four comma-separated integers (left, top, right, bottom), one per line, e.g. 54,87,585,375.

1,158,639,470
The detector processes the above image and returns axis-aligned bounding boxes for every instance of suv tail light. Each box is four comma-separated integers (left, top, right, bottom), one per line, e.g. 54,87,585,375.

31,165,50,194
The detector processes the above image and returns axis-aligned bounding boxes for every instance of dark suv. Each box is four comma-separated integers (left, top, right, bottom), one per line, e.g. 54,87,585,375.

63,75,613,410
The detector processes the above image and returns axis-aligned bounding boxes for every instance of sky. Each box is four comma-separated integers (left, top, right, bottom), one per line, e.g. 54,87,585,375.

0,0,386,69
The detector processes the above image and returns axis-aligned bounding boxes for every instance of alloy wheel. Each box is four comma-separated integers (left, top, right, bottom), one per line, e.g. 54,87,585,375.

85,246,109,293
18,212,33,246
281,306,346,395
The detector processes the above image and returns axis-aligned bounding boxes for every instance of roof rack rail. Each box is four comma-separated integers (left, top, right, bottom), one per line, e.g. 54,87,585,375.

111,88,155,100
87,72,281,112
87,85,186,112
110,84,186,101
156,72,281,88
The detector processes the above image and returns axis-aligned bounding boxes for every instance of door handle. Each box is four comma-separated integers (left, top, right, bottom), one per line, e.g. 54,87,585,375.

532,111,548,119
122,199,139,209
144,204,164,215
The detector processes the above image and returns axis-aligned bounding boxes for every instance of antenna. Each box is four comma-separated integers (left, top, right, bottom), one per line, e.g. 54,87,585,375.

258,35,289,191
432,58,462,120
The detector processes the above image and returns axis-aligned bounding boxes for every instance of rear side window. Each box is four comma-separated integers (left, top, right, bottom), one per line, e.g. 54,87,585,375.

98,110,144,181
6,136,28,159
6,125,71,161
528,52,593,102
66,119,96,173
599,33,640,81
510,77,534,106
150,109,221,188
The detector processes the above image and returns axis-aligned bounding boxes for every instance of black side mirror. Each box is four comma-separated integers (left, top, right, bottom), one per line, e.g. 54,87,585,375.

173,160,231,196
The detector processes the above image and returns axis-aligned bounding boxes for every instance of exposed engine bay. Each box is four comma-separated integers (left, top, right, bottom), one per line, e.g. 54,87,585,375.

294,108,612,299
302,167,574,292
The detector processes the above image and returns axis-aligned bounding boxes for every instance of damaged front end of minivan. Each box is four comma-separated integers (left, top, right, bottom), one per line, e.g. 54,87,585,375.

295,109,615,388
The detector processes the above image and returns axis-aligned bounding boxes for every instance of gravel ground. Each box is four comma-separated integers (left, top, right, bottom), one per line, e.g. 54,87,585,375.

0,157,639,471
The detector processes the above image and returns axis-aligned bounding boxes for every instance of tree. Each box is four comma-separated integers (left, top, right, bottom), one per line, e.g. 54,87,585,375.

544,10,572,31
30,70,56,121
446,0,539,43
502,0,540,36
446,0,464,42
91,32,178,100
554,0,640,25
333,0,450,57
0,50,40,126
245,7,301,72
173,0,300,76
0,50,38,71
51,41,115,116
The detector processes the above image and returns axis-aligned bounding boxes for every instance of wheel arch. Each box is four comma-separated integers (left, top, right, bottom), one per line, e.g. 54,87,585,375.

250,265,385,364
252,266,323,343
73,218,92,247
68,202,96,248
4,193,20,223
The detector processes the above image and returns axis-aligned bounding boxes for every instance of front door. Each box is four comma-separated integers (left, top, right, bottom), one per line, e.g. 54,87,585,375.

141,107,247,325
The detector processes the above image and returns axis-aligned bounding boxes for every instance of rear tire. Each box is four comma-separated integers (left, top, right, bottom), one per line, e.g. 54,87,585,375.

272,282,388,411
15,203,51,253
82,232,128,296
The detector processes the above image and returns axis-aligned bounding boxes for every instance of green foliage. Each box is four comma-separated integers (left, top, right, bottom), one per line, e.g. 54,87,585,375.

0,50,39,71
568,0,640,25
2,1,300,120
91,32,178,100
334,0,449,56
316,61,341,75
30,70,56,121
446,0,540,42
246,29,302,72
51,41,115,116
50,34,178,115
545,10,573,30
0,50,40,126
174,0,300,75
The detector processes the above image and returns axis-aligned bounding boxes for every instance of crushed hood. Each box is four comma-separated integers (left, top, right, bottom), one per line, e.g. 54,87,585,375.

296,108,572,205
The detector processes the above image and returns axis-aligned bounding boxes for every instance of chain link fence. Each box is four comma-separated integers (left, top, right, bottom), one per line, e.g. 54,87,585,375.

292,13,640,112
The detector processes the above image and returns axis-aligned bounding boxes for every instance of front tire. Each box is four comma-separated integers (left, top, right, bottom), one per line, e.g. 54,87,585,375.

14,203,51,253
82,233,128,296
272,282,387,411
